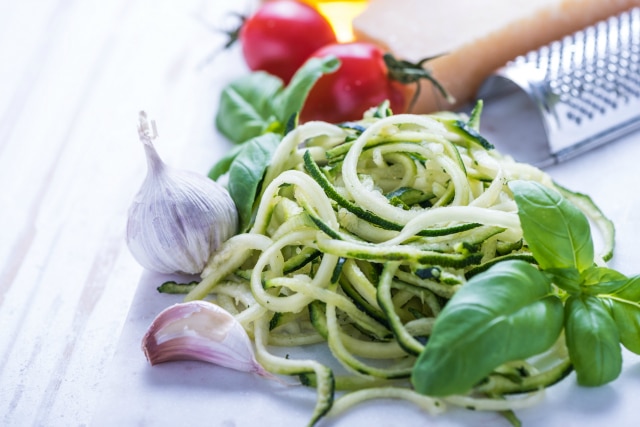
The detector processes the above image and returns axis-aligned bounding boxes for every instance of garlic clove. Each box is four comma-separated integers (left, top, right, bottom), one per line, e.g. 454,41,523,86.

126,112,238,275
142,300,276,380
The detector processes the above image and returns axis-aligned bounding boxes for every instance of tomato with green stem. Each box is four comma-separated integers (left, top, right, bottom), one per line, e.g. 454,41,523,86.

300,42,452,123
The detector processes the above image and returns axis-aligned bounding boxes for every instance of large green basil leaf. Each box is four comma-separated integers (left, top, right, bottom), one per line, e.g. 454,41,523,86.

509,180,594,272
606,298,640,354
216,72,283,144
227,133,281,231
564,295,622,386
411,260,563,396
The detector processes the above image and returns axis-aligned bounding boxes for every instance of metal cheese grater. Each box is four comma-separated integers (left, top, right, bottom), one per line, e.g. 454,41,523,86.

477,7,640,166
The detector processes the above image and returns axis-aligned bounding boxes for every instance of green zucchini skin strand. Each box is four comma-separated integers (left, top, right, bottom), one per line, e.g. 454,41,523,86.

376,262,425,356
157,280,198,294
473,356,573,395
303,150,482,237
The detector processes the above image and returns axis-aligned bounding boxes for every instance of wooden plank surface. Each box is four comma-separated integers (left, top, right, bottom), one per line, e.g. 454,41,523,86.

2,1,640,426
0,0,249,424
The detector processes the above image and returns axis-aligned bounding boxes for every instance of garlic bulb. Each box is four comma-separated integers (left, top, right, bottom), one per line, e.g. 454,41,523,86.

142,301,276,380
126,112,238,274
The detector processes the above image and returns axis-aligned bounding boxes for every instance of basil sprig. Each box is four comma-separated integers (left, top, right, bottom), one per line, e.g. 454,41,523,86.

215,55,339,145
411,259,564,396
412,180,640,396
210,56,339,231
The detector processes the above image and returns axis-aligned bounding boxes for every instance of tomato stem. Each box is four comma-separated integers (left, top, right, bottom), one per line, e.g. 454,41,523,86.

383,53,455,112
195,12,247,70
220,12,246,50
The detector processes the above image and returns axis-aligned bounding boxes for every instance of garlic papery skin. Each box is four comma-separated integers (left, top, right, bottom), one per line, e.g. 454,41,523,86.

126,112,238,275
142,301,276,379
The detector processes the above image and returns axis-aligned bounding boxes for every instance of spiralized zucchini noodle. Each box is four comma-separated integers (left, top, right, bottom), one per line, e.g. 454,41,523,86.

183,108,611,425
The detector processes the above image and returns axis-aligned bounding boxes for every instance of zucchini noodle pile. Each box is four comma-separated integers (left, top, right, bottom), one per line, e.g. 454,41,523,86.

181,109,609,425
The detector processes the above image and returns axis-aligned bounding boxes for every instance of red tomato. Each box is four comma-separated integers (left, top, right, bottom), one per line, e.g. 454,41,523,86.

300,42,408,123
240,0,337,84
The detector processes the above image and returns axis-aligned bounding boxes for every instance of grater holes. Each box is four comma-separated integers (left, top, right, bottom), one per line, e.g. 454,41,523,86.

550,9,640,125
500,7,640,127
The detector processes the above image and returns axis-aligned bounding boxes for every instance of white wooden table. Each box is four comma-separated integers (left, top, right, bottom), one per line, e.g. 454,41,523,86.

0,0,247,424
2,1,640,426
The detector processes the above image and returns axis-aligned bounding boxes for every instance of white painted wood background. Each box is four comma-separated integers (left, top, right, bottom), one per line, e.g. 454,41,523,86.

0,0,251,424
2,1,640,426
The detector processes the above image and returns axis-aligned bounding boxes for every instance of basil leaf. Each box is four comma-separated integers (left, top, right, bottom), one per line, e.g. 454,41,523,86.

213,57,340,230
579,266,628,295
227,133,281,231
564,295,622,386
216,72,284,144
215,56,339,145
208,144,244,180
579,274,640,354
275,55,340,124
606,299,640,354
546,267,581,294
582,266,627,285
599,275,640,301
509,180,594,272
581,275,640,302
411,260,563,396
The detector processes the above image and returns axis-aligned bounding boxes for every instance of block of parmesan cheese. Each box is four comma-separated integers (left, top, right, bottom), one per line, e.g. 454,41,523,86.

353,0,640,113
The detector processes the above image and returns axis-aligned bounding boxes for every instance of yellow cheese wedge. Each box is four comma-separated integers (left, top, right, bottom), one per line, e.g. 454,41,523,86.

353,0,640,113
